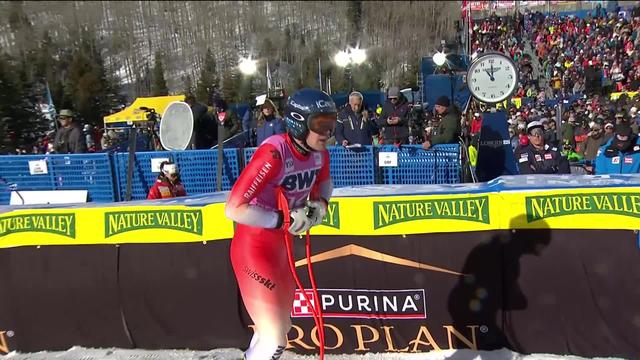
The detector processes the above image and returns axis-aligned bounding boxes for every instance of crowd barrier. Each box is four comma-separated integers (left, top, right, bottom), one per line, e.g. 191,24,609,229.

0,144,461,204
0,175,639,357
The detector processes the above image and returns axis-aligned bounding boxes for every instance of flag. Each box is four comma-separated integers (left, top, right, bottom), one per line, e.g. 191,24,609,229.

266,60,272,91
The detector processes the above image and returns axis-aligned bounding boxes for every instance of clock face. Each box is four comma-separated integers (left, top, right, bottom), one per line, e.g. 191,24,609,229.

467,53,518,104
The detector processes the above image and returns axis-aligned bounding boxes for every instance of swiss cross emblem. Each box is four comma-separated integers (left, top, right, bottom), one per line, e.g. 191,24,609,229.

291,290,316,317
624,157,633,164
544,153,553,160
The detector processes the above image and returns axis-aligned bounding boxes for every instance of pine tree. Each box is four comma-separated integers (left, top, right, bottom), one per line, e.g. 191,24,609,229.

196,48,219,104
183,75,194,96
63,31,121,127
0,55,48,152
151,50,169,96
221,68,238,103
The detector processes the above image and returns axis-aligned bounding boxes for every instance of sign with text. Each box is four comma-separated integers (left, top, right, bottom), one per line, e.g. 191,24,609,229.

378,152,398,167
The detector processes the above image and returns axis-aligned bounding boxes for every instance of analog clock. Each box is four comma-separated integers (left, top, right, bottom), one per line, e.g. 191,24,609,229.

467,52,519,104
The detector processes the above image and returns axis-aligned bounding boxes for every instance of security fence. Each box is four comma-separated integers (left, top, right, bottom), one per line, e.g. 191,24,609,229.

0,144,461,204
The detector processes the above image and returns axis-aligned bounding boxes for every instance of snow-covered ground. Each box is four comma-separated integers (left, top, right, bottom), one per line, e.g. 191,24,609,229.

0,347,626,360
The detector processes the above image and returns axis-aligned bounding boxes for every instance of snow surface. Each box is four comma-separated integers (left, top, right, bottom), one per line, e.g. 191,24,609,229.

0,347,626,360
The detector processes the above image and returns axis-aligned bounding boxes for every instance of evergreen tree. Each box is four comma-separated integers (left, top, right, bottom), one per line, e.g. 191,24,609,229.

151,50,169,96
183,75,194,96
221,68,238,103
196,48,219,104
0,55,48,152
136,62,152,97
346,1,363,47
63,31,120,127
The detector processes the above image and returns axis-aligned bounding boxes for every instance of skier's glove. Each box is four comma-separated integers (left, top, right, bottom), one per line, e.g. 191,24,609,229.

306,200,327,227
288,207,313,235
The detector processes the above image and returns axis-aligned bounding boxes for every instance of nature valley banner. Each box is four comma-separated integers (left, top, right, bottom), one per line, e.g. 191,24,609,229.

0,203,233,249
499,188,640,230
0,213,76,239
368,194,497,235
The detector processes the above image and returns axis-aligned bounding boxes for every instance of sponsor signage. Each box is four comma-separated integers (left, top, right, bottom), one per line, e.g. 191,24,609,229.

373,196,490,229
292,289,426,319
525,193,640,222
321,201,340,229
104,210,203,237
0,213,75,238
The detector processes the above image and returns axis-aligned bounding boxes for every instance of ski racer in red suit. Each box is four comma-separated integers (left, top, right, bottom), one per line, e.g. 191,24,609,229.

225,89,337,360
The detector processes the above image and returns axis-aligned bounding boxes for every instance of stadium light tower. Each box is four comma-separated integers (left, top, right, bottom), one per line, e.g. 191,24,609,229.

433,51,447,67
334,47,367,91
239,57,257,76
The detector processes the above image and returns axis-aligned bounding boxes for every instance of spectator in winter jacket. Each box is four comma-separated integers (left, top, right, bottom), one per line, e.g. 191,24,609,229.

335,91,376,146
470,112,483,137
376,86,410,145
212,98,241,141
423,96,461,150
595,122,640,174
581,122,607,161
53,109,87,154
186,95,217,149
255,98,285,145
147,161,187,200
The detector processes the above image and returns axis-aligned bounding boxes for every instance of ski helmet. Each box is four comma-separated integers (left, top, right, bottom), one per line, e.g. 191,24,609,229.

284,88,337,142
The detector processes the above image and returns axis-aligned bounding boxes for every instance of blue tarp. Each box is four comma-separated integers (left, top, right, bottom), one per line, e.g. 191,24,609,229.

421,74,471,111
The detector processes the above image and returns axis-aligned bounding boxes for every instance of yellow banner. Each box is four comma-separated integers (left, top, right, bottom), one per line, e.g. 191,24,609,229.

2,187,640,249
498,187,640,230
610,91,639,101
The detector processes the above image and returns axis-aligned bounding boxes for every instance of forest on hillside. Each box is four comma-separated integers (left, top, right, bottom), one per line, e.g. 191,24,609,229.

0,1,457,151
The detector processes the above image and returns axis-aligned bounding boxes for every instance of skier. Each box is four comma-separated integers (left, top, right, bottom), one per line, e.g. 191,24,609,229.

225,88,337,360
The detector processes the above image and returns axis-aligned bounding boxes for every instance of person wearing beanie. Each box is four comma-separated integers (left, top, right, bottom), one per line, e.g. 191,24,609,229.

376,86,410,145
422,96,461,150
595,122,640,174
212,97,241,141
514,121,570,175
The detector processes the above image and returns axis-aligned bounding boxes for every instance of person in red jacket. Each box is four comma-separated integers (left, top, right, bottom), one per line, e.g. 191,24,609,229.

147,161,187,199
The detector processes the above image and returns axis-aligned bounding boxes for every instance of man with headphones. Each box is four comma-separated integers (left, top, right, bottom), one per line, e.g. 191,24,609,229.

147,161,187,199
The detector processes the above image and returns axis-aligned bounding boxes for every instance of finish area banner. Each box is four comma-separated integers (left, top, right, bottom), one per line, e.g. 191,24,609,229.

0,230,639,357
1,177,640,357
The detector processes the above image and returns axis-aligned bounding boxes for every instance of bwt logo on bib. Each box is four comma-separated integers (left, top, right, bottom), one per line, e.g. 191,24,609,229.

282,169,320,191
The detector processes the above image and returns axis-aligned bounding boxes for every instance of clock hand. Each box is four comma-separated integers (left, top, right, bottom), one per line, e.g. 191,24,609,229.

485,69,495,81
490,64,495,81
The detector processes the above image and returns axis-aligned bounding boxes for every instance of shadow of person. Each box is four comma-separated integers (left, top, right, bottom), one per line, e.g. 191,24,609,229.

446,215,551,358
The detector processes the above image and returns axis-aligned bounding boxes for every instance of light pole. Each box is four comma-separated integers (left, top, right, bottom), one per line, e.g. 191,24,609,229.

433,51,455,103
334,47,367,92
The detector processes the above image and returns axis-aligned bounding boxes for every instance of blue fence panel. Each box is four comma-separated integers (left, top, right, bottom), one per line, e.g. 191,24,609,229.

175,149,240,193
243,147,257,166
328,146,375,187
433,144,462,184
0,153,116,204
377,145,461,185
114,149,241,201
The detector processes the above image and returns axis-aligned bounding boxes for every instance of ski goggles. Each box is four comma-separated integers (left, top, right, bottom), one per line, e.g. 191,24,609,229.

309,114,337,135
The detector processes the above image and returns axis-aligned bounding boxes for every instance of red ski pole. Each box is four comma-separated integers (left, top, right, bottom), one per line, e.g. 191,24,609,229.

277,189,325,360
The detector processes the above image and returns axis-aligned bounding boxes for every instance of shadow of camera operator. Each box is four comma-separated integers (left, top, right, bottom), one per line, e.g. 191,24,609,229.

446,215,551,358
